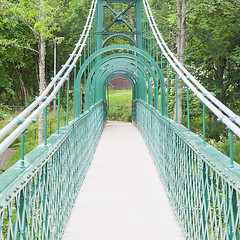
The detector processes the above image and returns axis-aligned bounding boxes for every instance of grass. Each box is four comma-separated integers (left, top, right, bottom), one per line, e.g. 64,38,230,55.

106,89,132,122
0,106,74,172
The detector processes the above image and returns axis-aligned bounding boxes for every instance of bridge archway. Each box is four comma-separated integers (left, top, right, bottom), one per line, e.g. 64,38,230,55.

75,45,166,117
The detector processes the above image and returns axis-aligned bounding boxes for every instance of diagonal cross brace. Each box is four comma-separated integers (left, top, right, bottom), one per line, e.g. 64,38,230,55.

103,2,135,32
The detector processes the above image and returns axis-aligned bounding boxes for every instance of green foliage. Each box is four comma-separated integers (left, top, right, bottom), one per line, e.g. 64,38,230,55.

107,89,132,122
186,0,240,107
209,136,240,164
0,0,61,105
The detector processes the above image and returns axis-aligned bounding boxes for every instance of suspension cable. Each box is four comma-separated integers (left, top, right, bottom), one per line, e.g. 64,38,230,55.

0,0,97,156
143,0,240,137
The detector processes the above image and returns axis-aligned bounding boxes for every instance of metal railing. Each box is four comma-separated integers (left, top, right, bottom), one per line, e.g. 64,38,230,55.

0,100,106,240
133,99,240,240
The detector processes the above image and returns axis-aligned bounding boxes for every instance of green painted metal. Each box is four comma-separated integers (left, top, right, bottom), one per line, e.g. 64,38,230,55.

230,129,234,168
175,71,178,123
84,54,156,105
133,99,240,240
66,75,70,126
1,1,240,239
203,103,206,146
57,86,61,135
76,45,166,114
0,100,106,240
167,61,169,118
20,131,25,162
44,107,48,146
186,86,190,131
103,34,136,47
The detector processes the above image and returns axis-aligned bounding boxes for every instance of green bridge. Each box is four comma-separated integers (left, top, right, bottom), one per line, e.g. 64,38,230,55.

1,0,240,239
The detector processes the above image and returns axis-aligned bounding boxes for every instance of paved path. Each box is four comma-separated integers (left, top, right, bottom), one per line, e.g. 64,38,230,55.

62,121,185,240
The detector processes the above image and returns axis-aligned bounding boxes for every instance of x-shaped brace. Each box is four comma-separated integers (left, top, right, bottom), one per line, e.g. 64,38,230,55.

103,2,135,32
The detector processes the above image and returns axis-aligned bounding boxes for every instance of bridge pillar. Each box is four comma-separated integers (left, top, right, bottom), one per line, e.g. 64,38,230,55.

96,0,103,52
135,0,142,48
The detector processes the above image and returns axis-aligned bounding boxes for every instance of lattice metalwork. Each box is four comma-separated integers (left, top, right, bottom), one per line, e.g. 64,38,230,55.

0,101,107,240
133,100,240,240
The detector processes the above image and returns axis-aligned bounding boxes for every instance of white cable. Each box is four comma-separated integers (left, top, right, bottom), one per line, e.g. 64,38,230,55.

144,0,240,126
143,0,240,137
0,0,97,155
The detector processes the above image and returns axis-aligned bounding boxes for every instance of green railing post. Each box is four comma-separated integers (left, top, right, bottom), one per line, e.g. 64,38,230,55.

20,129,26,168
167,61,169,118
57,82,61,134
186,85,190,131
229,129,234,168
161,49,163,70
66,74,70,126
73,61,77,119
203,103,206,146
44,106,48,146
175,70,178,123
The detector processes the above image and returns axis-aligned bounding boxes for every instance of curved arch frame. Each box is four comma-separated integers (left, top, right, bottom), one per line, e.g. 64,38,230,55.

88,56,154,104
75,45,166,116
103,34,136,47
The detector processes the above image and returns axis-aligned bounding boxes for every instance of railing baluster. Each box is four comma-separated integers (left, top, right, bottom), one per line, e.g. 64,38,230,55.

44,106,48,146
186,85,190,131
57,85,61,134
203,103,206,146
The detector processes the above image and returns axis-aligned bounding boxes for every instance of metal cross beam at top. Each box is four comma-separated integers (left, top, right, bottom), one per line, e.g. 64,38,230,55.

96,0,142,50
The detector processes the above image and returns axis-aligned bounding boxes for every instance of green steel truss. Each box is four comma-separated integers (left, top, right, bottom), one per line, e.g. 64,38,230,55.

1,0,240,239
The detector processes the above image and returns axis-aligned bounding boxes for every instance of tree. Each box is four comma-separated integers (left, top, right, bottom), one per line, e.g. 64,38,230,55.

0,0,59,143
187,0,240,111
175,0,186,124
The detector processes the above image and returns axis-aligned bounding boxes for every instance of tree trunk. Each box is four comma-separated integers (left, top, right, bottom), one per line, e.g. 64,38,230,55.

38,36,46,144
13,63,28,104
174,0,186,124
38,0,46,144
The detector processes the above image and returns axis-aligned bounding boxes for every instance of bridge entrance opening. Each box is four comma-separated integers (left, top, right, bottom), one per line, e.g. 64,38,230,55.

106,80,133,122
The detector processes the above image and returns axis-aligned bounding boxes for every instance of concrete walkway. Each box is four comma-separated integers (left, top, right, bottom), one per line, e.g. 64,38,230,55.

62,121,185,240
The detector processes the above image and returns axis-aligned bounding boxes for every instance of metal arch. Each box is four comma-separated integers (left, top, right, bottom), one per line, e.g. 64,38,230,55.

91,67,139,106
86,60,149,109
103,72,139,101
85,57,155,109
83,57,141,102
104,74,136,101
77,51,160,112
89,63,145,107
103,34,136,47
82,55,151,109
104,73,136,90
91,56,153,97
76,45,166,114
98,60,152,104
87,62,147,110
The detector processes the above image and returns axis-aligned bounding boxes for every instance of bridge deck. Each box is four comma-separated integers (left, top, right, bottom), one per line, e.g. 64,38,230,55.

62,121,185,240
